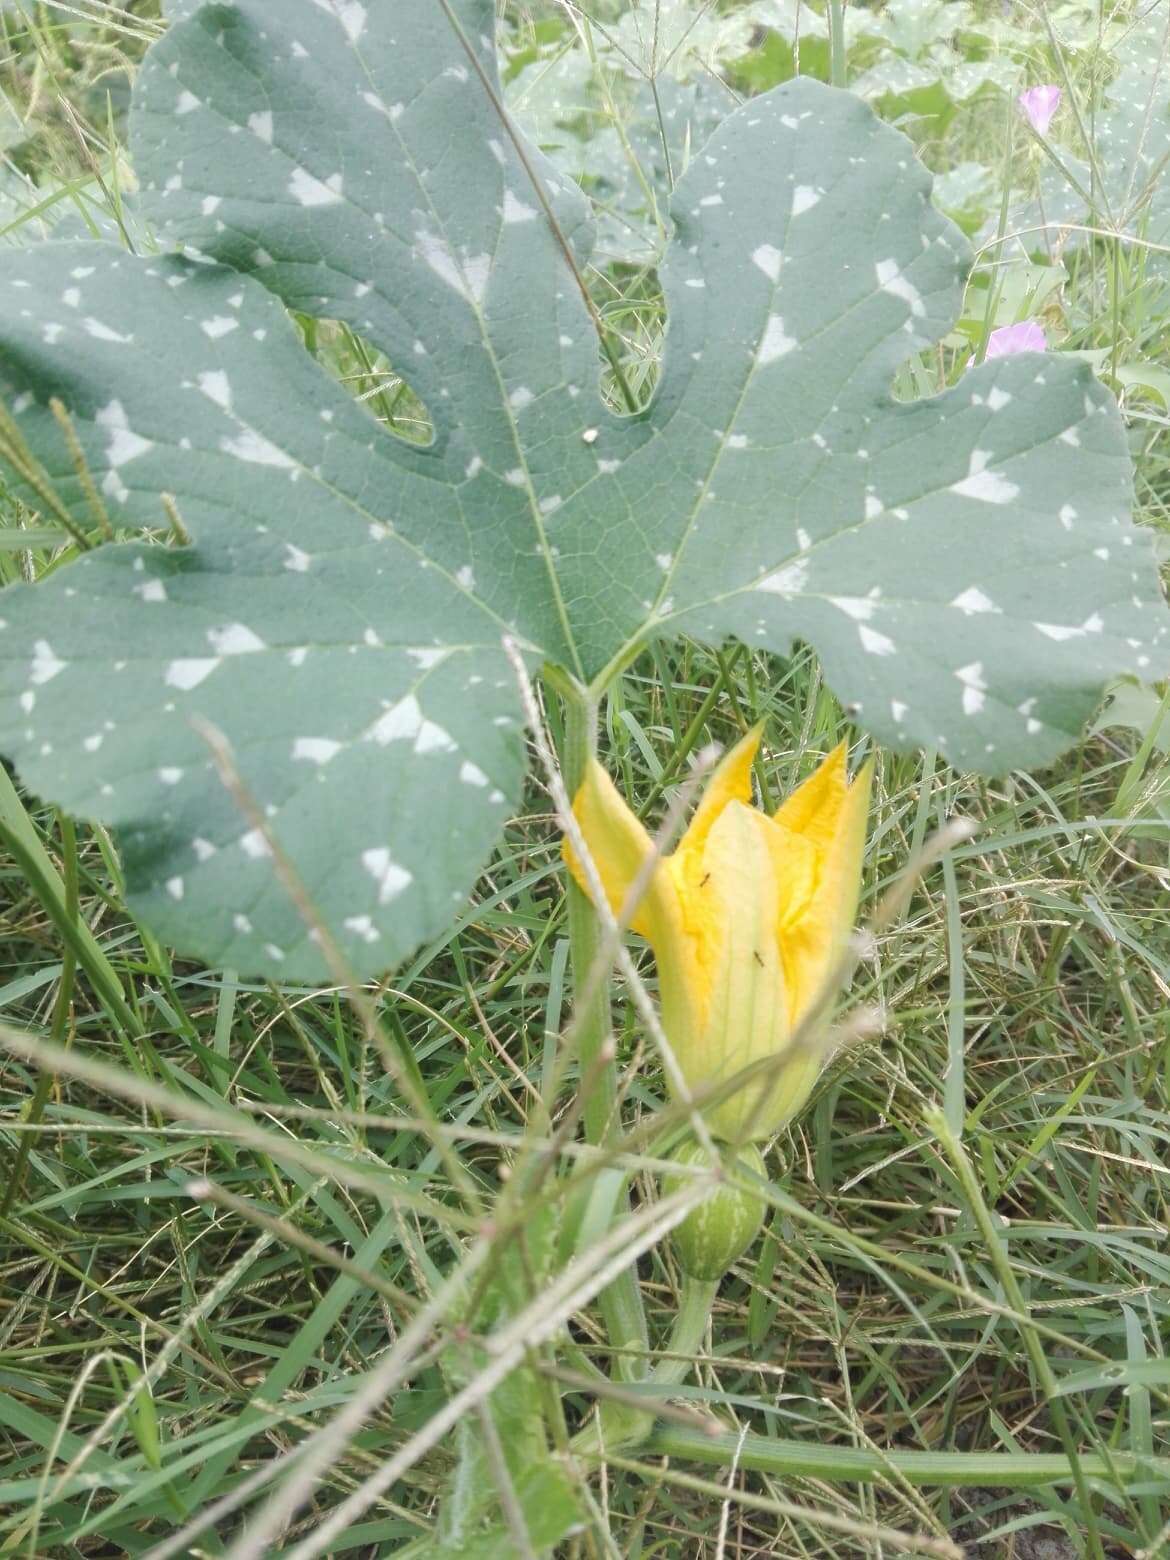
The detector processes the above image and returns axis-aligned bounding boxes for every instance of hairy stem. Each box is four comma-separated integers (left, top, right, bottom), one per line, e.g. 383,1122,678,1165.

652,1275,719,1386
650,1426,1162,1491
560,688,649,1372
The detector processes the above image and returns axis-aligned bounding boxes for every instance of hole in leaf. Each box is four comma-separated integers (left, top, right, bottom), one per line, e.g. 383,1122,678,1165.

294,315,434,446
596,264,665,415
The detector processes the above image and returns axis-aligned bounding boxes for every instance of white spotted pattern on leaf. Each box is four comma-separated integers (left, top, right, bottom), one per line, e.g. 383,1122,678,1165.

0,0,1163,980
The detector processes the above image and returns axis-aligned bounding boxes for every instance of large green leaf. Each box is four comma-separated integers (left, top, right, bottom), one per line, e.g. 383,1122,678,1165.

0,0,1164,979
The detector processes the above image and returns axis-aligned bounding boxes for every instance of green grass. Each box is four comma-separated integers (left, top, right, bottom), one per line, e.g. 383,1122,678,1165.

1,0,1170,1555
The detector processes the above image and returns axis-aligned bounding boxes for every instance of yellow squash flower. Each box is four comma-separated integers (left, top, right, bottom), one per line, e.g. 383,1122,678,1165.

564,728,872,1142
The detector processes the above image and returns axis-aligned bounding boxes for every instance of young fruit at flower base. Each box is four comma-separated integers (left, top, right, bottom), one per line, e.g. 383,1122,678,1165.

563,727,872,1141
663,1140,768,1281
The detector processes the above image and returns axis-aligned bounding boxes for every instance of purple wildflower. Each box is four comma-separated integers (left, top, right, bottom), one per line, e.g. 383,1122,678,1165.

967,322,1048,368
1017,85,1062,136
985,321,1048,357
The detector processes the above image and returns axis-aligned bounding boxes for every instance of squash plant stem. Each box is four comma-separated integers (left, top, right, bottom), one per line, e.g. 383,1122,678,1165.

560,687,650,1374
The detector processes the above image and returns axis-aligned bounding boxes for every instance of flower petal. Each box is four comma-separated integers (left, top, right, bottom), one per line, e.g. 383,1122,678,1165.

772,741,849,844
671,799,791,1140
1017,84,1061,136
675,723,762,868
763,813,820,939
773,755,873,1028
563,757,674,941
985,320,1047,358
